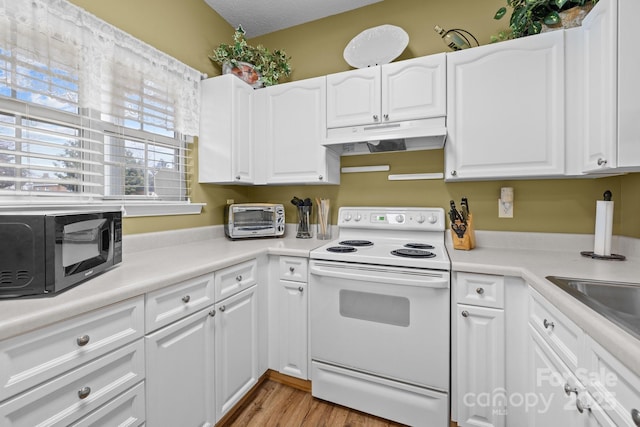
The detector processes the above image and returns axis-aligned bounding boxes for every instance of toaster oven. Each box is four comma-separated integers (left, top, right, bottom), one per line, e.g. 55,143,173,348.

224,203,285,239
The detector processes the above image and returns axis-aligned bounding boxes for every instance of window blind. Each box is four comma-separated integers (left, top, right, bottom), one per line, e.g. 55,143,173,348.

0,0,200,205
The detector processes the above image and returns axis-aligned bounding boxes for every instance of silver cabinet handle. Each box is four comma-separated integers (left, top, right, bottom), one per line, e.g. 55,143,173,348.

564,383,577,396
209,309,216,317
76,335,90,347
451,170,457,176
476,287,484,295
219,305,226,312
461,310,469,318
373,114,379,122
298,286,304,293
543,319,555,329
383,114,389,121
575,394,590,414
631,408,640,426
236,275,242,282
78,386,91,399
318,175,324,181
597,158,608,166
182,295,190,303
289,266,295,273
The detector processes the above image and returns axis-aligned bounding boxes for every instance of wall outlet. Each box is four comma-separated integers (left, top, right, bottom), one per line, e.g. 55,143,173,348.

498,199,513,218
226,199,234,205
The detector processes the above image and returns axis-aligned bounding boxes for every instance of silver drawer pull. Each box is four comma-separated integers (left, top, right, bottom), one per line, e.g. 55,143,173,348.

289,266,295,273
543,319,555,329
78,386,91,399
576,394,590,413
476,287,484,295
209,309,216,317
564,383,577,396
76,335,90,347
182,295,190,303
220,305,226,312
631,408,640,426
461,310,469,318
236,275,243,282
298,286,304,293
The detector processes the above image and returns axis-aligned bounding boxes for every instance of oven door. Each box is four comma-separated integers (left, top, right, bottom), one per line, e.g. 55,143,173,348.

309,260,450,391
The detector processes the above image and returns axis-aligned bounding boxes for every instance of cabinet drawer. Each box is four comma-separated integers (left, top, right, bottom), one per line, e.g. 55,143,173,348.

529,288,583,370
70,382,145,427
585,335,640,427
456,272,505,309
145,273,214,333
215,259,257,302
0,339,145,427
279,256,308,282
0,297,143,402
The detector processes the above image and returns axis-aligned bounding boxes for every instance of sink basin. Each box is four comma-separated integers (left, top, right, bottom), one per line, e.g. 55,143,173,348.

545,276,640,340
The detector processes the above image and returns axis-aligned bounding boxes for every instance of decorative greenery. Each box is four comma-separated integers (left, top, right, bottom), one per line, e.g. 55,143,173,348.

493,0,598,40
209,25,291,87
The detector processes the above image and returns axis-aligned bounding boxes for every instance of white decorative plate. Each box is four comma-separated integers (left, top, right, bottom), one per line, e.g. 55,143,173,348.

343,24,409,68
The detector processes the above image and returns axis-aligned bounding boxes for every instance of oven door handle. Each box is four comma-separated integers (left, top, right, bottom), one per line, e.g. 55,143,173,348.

309,262,449,288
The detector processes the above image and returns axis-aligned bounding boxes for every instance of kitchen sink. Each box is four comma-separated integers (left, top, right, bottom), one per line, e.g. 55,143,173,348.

545,276,640,341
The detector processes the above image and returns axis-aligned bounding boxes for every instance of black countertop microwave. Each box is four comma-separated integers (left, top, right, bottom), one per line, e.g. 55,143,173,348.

0,210,122,298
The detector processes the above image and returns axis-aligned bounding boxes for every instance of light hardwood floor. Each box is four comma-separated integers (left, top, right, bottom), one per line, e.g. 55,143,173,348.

222,379,407,427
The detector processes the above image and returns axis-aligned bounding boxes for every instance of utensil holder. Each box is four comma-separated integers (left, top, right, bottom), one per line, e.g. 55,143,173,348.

316,203,331,240
451,214,476,250
296,206,312,239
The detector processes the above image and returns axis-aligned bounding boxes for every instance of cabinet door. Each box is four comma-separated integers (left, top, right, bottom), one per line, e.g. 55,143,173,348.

582,0,618,172
456,304,505,427
145,308,215,427
326,67,380,128
382,54,446,123
258,77,338,184
446,31,565,180
199,75,253,184
215,285,259,420
278,280,308,379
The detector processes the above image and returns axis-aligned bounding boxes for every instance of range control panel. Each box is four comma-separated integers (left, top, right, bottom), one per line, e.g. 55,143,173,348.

337,207,445,231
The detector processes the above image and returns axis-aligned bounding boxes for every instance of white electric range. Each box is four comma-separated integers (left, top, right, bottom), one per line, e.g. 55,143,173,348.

309,206,451,427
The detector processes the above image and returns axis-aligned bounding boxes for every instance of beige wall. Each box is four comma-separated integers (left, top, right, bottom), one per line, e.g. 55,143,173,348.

68,0,640,238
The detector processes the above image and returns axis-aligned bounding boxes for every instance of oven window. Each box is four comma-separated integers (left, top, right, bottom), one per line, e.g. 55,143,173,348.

339,290,410,327
62,219,107,267
234,209,273,227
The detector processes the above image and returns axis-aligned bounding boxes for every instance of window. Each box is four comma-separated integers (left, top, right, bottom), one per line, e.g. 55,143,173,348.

0,0,201,214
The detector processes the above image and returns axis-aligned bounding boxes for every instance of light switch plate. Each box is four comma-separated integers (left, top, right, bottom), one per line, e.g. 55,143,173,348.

498,199,513,218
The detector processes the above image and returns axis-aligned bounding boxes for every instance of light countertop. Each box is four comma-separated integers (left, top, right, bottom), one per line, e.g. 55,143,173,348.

0,226,638,377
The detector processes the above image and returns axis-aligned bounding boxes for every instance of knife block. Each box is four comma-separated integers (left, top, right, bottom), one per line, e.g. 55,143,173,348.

451,214,476,250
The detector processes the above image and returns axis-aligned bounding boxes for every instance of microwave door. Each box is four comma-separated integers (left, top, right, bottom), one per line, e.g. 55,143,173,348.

60,218,110,278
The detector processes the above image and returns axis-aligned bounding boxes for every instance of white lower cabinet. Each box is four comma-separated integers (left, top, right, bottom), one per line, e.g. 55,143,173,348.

278,280,308,379
526,287,640,427
456,304,505,427
0,340,145,427
145,307,215,427
214,284,259,420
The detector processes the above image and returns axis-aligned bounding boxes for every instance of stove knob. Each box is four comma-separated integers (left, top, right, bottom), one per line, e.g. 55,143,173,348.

416,214,426,224
344,213,353,222
428,215,438,224
395,215,404,223
354,214,362,222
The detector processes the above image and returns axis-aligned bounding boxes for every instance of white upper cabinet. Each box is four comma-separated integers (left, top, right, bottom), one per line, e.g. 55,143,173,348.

581,0,640,172
326,54,446,129
199,75,253,184
254,77,339,185
445,31,566,180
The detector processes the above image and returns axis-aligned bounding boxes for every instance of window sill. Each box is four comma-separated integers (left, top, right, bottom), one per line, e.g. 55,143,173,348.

0,201,205,217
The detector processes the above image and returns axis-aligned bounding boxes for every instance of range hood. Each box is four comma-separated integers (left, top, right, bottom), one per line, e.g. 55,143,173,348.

323,117,447,156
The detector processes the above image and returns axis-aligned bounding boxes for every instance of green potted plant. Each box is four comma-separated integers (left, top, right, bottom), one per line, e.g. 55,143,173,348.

209,25,291,88
493,0,598,40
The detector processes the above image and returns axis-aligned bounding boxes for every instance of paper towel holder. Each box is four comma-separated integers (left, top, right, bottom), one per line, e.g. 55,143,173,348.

580,190,626,261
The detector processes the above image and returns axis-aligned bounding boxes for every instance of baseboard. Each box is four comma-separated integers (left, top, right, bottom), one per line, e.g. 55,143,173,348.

266,369,312,392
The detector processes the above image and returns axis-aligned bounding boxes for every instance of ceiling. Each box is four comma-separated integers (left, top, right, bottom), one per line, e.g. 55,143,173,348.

204,0,384,38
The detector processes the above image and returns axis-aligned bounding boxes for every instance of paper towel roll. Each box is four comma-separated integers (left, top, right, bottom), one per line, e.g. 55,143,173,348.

593,200,613,256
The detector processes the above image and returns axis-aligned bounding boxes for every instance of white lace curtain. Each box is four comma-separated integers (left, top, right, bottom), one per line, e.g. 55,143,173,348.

0,0,201,136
